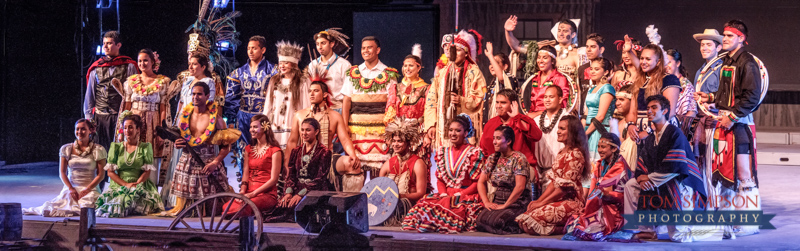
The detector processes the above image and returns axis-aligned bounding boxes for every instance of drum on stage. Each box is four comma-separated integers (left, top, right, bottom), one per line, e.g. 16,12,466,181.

359,177,399,226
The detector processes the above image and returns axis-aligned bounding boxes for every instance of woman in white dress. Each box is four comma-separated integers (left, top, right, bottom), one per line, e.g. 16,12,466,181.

263,41,309,149
23,119,107,217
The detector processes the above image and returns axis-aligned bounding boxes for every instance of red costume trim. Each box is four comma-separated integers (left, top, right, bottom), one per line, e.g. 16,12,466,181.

85,56,138,86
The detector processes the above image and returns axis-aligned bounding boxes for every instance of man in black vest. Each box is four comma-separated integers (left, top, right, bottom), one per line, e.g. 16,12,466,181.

83,31,138,189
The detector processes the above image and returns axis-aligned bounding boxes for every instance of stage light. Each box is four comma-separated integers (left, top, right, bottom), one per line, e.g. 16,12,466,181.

213,0,229,8
96,45,103,55
217,40,231,51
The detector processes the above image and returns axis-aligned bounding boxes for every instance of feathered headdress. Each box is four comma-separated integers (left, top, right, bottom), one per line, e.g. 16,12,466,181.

308,67,333,107
646,25,662,46
454,29,484,63
315,27,351,56
411,43,422,59
186,0,242,75
276,41,303,64
384,118,423,154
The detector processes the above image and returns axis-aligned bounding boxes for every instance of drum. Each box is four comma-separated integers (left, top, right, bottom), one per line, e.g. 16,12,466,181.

359,177,399,226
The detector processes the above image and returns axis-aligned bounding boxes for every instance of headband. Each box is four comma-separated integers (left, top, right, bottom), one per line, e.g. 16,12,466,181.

278,56,299,64
616,92,632,99
724,27,748,45
538,50,556,60
599,138,619,149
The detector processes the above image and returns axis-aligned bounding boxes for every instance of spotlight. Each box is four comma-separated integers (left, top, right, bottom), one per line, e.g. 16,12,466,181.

96,45,103,56
217,40,231,51
213,0,229,8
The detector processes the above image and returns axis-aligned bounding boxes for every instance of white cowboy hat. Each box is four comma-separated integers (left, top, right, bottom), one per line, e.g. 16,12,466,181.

693,29,723,44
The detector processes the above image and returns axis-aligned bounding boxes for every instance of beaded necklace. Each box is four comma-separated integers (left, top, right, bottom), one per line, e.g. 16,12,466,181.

123,142,139,166
538,108,563,134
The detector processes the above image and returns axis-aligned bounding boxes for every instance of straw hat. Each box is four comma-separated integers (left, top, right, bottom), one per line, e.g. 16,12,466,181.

693,29,723,44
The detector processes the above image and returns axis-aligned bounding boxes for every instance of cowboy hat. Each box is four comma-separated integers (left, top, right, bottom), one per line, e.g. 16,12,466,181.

693,29,723,44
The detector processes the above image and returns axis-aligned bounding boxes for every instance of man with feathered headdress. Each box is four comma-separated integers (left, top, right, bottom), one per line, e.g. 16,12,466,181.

307,28,352,114
378,118,430,226
285,71,363,193
425,29,487,148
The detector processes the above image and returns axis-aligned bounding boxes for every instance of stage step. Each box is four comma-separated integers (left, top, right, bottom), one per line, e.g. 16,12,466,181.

757,143,800,166
756,131,800,145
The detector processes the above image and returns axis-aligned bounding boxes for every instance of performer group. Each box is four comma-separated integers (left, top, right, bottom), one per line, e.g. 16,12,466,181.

22,13,768,243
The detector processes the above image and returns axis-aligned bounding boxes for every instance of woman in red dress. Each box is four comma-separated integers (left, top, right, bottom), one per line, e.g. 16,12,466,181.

515,115,589,235
225,115,282,216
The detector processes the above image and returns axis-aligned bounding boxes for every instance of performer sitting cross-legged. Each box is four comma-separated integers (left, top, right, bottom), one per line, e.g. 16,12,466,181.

164,82,234,216
273,118,332,222
563,132,632,241
623,95,707,242
223,115,282,217
402,114,484,234
378,118,430,226
515,115,588,236
478,89,542,197
476,125,531,235
285,78,361,192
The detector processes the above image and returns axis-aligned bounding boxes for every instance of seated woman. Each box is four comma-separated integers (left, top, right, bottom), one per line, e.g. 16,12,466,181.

95,114,164,217
515,115,588,235
271,118,332,222
563,133,632,241
402,114,484,234
379,118,430,226
476,125,530,235
23,119,107,217
224,115,282,217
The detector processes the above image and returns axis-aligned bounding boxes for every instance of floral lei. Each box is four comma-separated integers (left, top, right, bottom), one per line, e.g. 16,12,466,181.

348,66,399,93
179,101,218,146
130,74,164,96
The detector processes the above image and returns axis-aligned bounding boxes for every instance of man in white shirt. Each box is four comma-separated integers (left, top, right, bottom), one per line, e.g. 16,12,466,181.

342,36,400,178
307,28,352,113
531,85,566,196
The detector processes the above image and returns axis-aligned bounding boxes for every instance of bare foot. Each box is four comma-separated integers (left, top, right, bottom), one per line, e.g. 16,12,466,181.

633,232,657,240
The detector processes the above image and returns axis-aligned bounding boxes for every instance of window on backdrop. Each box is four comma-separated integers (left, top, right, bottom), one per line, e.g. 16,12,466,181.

512,19,554,41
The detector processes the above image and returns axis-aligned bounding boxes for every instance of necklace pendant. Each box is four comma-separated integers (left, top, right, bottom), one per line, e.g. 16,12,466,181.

302,154,311,163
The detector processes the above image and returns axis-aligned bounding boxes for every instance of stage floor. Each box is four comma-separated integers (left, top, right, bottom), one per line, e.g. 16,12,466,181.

3,163,800,250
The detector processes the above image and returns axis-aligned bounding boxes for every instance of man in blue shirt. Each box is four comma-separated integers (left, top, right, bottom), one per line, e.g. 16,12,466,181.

224,35,277,182
690,29,723,186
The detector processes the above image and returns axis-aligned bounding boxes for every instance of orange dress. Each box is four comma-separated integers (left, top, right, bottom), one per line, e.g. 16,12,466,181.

516,148,585,235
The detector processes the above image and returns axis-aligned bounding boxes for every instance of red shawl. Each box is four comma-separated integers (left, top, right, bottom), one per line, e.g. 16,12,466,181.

85,55,138,86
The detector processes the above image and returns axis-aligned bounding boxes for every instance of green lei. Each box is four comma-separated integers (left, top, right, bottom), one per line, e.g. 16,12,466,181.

348,66,400,93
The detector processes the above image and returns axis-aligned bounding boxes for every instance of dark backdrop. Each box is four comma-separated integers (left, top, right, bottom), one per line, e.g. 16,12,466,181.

0,0,437,164
2,0,799,164
353,10,439,79
595,0,800,91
